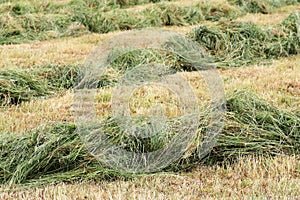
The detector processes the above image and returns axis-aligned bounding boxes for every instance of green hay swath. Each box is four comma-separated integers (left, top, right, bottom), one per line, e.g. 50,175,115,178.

64,1,240,33
0,123,130,186
211,90,300,161
74,13,300,72
82,13,300,70
0,90,299,186
0,65,80,106
0,67,48,105
0,0,242,44
192,12,300,67
86,13,300,72
0,0,299,44
1,13,299,106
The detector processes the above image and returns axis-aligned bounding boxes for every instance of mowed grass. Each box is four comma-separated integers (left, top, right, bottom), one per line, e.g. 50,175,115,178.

0,1,299,199
0,7,298,69
0,54,299,133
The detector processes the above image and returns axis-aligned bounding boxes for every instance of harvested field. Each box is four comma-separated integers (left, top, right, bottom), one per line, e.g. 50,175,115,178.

0,0,299,199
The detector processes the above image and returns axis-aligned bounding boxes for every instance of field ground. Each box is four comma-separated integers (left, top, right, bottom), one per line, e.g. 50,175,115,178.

0,0,299,199
1,156,299,199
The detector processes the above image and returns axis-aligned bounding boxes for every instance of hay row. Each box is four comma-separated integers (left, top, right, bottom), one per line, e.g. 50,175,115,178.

0,0,244,44
0,65,80,106
1,13,299,106
0,0,170,15
192,12,300,67
83,12,300,73
82,13,300,69
0,90,299,186
210,90,300,162
0,0,299,44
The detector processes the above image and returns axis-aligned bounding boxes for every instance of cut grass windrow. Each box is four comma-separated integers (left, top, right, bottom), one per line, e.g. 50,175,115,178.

0,0,172,14
0,65,80,106
1,13,299,106
0,90,299,186
192,12,300,67
104,13,300,69
0,0,247,44
0,0,299,44
210,90,300,162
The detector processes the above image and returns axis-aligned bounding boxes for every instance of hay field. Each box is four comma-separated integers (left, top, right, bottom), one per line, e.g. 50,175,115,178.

0,0,299,199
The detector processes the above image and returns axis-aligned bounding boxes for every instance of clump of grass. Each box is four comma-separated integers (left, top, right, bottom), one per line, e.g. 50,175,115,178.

0,46,180,106
0,0,242,44
0,65,80,106
1,0,298,44
72,1,242,33
96,13,300,70
0,123,80,184
0,12,89,44
71,2,205,33
0,123,130,186
0,90,298,185
0,13,24,44
0,64,121,106
209,90,300,162
0,0,70,15
0,67,48,106
201,1,242,21
107,48,180,72
191,12,300,67
229,0,272,14
32,65,81,89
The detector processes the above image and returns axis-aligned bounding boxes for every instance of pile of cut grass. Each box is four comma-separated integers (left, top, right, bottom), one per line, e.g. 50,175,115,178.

0,0,242,44
0,90,298,186
107,48,181,72
192,12,300,67
0,12,89,44
2,12,300,106
0,123,128,186
3,13,299,106
0,0,171,14
0,0,299,44
79,13,300,70
0,67,48,106
71,0,241,31
210,90,300,162
0,48,178,106
74,13,300,73
0,65,80,106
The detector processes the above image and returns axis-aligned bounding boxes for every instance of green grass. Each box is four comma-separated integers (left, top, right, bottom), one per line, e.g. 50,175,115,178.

0,0,299,196
211,90,300,162
1,13,299,106
0,90,298,186
192,12,300,67
0,0,299,45
0,0,243,44
0,123,132,186
0,65,80,106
